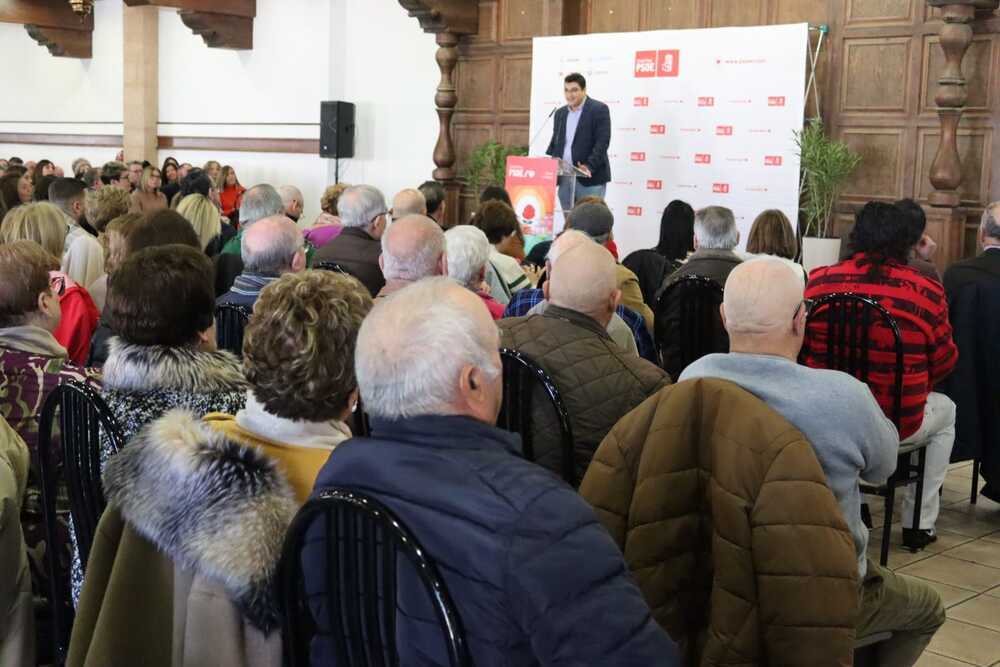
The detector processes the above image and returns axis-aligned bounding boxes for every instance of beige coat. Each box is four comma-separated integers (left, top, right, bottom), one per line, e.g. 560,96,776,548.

0,415,32,666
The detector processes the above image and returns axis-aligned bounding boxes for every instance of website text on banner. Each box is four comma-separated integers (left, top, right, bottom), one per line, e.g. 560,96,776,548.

528,23,808,256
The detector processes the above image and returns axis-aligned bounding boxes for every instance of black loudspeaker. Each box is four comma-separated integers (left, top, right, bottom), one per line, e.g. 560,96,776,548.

320,101,356,159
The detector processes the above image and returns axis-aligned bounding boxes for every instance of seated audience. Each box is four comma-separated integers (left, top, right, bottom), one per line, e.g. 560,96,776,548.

622,199,695,308
376,214,446,299
305,277,679,665
681,257,944,663
160,159,183,203
126,161,143,192
804,201,958,550
72,158,91,179
278,184,304,222
170,167,213,209
100,161,130,190
743,208,806,281
54,178,106,288
176,193,224,254
0,415,32,666
445,225,505,319
0,171,32,210
312,184,389,296
840,199,940,282
475,200,530,297
32,160,55,184
160,157,178,187
499,240,669,480
203,159,222,188
128,165,167,215
939,202,1000,501
220,183,285,257
391,187,427,218
304,183,349,248
657,205,742,294
80,167,102,192
217,215,305,307
83,185,131,237
87,212,143,311
479,184,512,207
419,179,447,228
33,175,57,202
218,165,245,219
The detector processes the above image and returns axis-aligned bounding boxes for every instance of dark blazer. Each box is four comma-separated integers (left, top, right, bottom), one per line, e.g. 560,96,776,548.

545,96,612,187
938,249,1000,500
312,226,384,297
304,415,679,667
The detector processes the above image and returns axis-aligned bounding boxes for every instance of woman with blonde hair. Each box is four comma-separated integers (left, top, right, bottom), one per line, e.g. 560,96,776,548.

129,165,168,215
1,202,66,257
304,182,351,248
744,208,807,281
176,193,223,253
87,212,143,311
202,160,222,188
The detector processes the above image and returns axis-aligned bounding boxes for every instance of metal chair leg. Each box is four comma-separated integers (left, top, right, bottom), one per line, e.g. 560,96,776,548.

971,459,981,505
911,449,926,538
880,486,893,567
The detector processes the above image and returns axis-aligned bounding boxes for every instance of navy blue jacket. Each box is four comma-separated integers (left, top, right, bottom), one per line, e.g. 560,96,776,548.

304,414,678,666
545,97,612,187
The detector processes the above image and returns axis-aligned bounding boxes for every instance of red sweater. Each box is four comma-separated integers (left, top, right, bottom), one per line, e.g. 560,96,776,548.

803,254,958,439
53,286,100,366
219,184,245,218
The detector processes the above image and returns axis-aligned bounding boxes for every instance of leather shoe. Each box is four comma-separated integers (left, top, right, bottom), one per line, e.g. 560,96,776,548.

902,528,937,552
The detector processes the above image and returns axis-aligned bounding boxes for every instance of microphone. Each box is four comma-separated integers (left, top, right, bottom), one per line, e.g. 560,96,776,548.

528,106,561,153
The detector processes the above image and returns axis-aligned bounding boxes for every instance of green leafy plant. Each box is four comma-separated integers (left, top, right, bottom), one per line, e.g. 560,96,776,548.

462,140,528,202
794,120,862,239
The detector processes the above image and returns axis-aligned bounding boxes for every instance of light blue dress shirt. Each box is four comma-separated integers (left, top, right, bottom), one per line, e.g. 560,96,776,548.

562,103,584,165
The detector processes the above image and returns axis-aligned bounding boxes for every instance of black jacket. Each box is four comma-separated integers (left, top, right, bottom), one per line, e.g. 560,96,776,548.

312,226,384,297
545,97,612,187
623,249,681,309
938,249,1000,499
305,415,679,666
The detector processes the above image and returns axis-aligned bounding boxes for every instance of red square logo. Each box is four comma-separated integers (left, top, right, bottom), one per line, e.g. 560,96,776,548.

634,51,657,77
712,183,730,194
768,96,786,107
694,153,712,164
764,155,783,166
647,179,663,190
634,96,649,107
627,206,643,216
630,151,646,162
649,124,666,135
657,49,679,77
698,96,715,107
716,125,733,136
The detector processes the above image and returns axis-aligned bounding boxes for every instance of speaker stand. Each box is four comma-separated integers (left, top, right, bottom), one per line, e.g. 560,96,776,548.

335,156,340,185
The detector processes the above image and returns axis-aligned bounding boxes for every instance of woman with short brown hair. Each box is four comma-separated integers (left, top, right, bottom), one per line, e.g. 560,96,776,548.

745,208,807,281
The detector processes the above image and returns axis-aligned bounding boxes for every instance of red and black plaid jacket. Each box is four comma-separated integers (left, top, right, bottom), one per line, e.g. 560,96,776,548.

803,254,958,440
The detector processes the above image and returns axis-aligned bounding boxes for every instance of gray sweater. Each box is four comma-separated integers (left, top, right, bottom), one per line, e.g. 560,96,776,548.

680,353,898,577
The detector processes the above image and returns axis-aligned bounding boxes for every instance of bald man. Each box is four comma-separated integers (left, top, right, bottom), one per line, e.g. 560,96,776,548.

278,185,304,221
217,214,306,307
376,214,447,299
499,240,669,483
391,188,427,219
680,257,943,665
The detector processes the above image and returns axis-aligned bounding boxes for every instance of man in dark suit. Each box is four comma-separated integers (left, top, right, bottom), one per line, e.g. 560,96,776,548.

939,203,1000,501
546,72,612,212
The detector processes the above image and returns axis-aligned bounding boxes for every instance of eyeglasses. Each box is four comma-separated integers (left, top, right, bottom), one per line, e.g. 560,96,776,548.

49,274,65,297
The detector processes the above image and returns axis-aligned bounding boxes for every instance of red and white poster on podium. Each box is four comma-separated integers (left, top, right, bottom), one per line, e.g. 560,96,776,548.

529,23,809,256
505,156,559,237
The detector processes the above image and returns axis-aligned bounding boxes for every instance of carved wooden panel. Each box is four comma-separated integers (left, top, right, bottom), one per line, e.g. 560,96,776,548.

500,55,533,112
456,57,497,112
840,129,905,199
501,0,546,42
915,128,992,204
468,0,498,43
772,0,829,24
589,0,640,33
922,34,994,113
707,0,766,27
501,124,529,147
453,124,494,174
841,37,912,113
845,0,915,26
639,0,700,29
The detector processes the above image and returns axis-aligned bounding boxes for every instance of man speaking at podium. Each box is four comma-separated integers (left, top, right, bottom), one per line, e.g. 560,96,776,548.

545,72,612,212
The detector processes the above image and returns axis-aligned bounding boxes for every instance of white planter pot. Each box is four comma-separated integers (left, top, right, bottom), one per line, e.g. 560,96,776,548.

801,237,842,274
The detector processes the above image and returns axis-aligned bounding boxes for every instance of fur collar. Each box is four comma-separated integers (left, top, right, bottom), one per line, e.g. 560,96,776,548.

103,409,297,631
103,337,248,393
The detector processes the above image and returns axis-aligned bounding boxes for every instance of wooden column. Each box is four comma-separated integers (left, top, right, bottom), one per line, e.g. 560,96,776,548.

122,5,159,162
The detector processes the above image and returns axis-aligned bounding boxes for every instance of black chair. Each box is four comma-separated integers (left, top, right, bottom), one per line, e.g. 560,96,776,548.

275,488,471,667
351,401,371,437
654,275,727,378
497,348,576,486
36,380,126,663
803,293,928,566
215,303,252,356
314,261,349,274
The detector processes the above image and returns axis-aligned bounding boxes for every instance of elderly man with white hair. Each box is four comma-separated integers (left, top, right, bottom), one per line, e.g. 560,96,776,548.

657,205,742,296
313,184,389,296
391,187,427,219
304,277,679,667
217,215,306,307
445,225,505,319
376,214,446,299
680,257,944,666
499,240,669,482
277,184,304,222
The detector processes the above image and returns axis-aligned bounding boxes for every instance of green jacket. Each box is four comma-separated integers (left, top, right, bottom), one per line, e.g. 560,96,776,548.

221,228,317,264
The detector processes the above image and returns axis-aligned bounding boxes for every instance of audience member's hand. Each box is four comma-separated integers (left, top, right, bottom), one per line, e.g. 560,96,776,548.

523,264,544,287
916,233,938,261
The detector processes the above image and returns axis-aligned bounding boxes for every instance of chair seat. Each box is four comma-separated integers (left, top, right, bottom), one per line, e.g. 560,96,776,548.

855,631,892,649
898,441,931,455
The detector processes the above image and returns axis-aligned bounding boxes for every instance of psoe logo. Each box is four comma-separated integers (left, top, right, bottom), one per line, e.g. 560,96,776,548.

764,155,783,166
634,51,657,77
768,96,786,107
658,49,680,77
698,97,715,107
712,183,730,194
650,124,666,135
630,152,646,162
508,167,536,178
634,96,649,107
627,206,644,216
694,153,712,164
716,125,733,136
647,179,663,190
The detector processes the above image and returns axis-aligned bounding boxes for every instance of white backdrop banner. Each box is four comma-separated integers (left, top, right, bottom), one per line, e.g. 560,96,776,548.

529,23,808,256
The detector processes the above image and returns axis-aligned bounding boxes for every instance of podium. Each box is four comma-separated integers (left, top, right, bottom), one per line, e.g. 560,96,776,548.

505,156,579,239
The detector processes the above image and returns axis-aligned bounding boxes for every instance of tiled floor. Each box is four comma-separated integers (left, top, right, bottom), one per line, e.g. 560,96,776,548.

867,461,1000,666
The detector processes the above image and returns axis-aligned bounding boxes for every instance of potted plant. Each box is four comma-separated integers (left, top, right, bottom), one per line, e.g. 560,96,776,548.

794,120,862,272
463,140,528,204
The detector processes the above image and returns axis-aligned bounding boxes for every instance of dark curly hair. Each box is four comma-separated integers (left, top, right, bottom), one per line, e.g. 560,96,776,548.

655,199,695,260
893,198,926,248
243,270,373,421
849,201,911,276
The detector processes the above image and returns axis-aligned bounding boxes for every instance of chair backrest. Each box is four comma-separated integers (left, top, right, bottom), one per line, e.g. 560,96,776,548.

802,293,904,429
497,348,576,485
36,380,126,662
215,303,252,356
314,261,349,274
276,488,471,667
654,275,727,378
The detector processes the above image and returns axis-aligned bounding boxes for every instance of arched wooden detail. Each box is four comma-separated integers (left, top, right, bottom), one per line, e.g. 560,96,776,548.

0,1,94,59
123,0,255,50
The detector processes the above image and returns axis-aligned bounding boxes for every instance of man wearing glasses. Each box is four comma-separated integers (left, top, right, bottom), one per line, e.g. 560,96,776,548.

312,184,389,297
679,257,944,665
